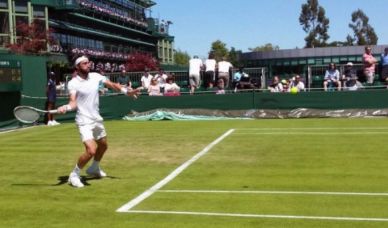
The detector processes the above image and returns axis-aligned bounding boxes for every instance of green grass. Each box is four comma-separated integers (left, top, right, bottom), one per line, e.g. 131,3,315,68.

1,119,388,227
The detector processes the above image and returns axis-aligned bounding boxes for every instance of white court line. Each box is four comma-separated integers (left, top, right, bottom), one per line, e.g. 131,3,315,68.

0,125,38,134
234,132,388,135
237,127,388,130
157,189,388,196
126,210,388,222
116,129,235,212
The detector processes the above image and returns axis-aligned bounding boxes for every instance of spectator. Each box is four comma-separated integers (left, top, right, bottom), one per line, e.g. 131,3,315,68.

118,63,125,71
288,75,305,92
117,69,131,87
164,76,180,96
89,60,95,71
232,68,243,92
140,69,153,90
342,62,362,91
281,79,289,92
97,68,109,95
342,62,357,81
323,63,341,91
215,79,225,95
381,47,388,87
104,62,111,72
96,61,104,72
154,69,168,93
189,55,203,94
217,57,233,89
268,76,283,92
148,78,162,96
238,68,254,90
363,46,378,84
204,52,216,89
46,72,60,126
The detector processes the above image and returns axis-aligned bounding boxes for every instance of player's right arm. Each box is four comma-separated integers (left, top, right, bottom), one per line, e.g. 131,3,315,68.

57,93,77,114
58,80,77,114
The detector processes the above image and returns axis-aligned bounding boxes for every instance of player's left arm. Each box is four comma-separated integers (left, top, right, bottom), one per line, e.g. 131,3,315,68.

104,79,140,98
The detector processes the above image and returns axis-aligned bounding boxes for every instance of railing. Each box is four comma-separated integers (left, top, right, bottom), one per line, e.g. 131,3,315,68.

61,68,267,95
59,66,386,96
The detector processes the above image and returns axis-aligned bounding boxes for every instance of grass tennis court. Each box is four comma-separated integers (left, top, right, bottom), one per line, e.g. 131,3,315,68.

2,118,388,227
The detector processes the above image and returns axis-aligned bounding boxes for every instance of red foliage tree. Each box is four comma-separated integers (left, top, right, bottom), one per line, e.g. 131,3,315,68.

125,52,159,72
7,19,54,54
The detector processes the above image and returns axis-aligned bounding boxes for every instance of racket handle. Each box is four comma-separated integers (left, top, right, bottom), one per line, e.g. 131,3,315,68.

49,109,58,114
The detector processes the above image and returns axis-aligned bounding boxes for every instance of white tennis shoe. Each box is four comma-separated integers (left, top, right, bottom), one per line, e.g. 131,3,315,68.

68,172,84,188
52,120,61,125
86,166,107,178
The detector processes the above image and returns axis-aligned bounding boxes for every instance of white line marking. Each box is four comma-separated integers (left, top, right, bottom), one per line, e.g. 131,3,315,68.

234,132,388,135
0,125,38,134
237,127,388,130
116,129,235,212
157,190,388,196
126,210,388,222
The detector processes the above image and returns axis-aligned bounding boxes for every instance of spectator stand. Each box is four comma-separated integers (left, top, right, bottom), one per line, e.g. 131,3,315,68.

308,63,383,91
76,0,148,29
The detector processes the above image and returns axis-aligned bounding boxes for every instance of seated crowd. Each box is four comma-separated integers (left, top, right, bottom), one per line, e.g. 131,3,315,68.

71,48,131,61
116,69,181,97
268,75,306,93
77,0,148,27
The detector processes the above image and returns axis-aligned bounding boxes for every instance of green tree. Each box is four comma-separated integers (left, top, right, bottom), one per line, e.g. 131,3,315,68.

174,49,190,66
348,9,378,45
248,43,280,52
210,40,229,62
299,0,330,48
229,47,242,67
345,34,355,46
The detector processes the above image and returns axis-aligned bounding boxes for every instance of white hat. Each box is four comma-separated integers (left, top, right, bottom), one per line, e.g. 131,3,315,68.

75,56,89,66
346,62,353,66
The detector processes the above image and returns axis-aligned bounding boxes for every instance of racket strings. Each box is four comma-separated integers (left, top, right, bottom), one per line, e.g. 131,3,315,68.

14,108,40,124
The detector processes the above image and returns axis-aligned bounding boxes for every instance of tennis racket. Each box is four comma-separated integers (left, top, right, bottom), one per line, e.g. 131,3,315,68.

13,106,58,124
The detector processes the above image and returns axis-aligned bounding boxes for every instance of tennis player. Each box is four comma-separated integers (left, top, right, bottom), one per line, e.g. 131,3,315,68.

58,56,140,188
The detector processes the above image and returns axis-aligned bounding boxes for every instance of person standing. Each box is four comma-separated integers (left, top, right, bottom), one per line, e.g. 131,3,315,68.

58,56,140,188
140,69,153,90
46,71,60,126
204,52,216,89
363,46,378,85
381,47,388,87
189,55,203,94
217,57,233,89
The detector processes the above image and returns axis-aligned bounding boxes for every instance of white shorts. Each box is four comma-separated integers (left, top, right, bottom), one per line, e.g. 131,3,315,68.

189,74,200,87
78,122,107,142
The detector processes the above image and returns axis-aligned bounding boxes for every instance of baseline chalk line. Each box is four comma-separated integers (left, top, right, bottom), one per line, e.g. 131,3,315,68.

157,189,388,196
126,210,388,222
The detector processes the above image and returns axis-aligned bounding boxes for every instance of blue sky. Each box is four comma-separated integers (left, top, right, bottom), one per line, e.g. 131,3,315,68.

152,0,387,58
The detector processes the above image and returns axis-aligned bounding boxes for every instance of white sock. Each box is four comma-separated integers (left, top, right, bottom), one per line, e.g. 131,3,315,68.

90,160,100,170
73,164,81,176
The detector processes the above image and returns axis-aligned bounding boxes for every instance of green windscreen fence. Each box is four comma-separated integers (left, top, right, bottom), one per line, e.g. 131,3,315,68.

2,89,388,129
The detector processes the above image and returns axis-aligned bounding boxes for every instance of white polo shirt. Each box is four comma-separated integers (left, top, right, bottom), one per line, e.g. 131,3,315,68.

141,74,153,89
189,58,203,76
67,72,107,125
218,61,233,73
205,59,216,72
